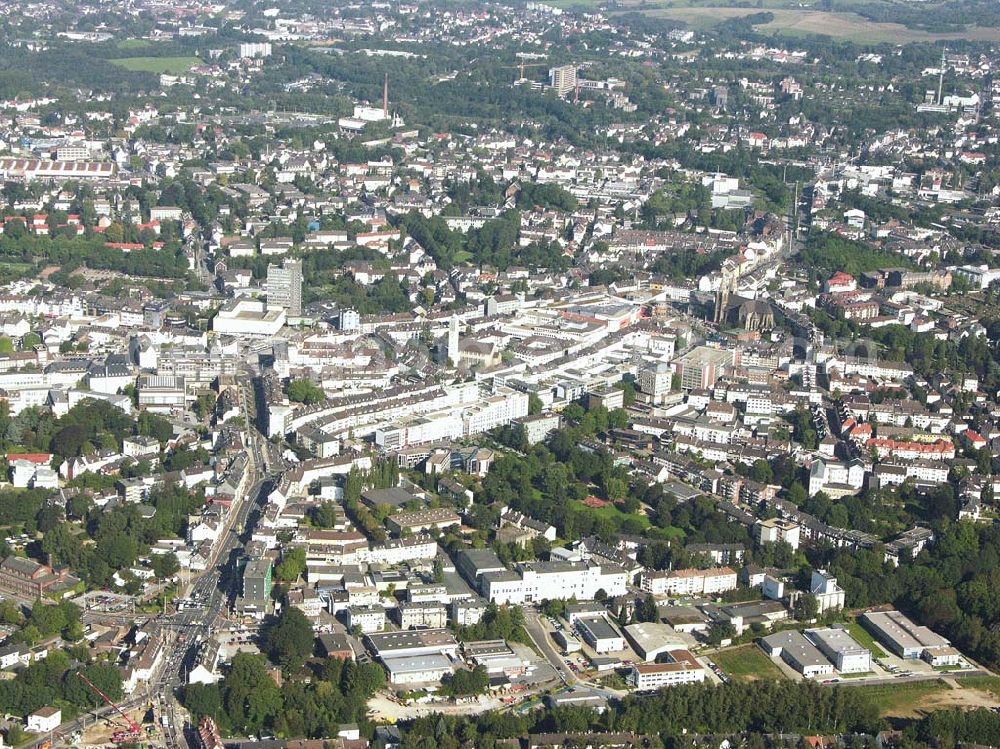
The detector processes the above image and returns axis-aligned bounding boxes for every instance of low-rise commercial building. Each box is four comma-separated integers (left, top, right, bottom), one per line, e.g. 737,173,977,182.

365,628,460,660
382,654,453,685
861,610,953,661
627,650,705,689
385,507,460,536
575,615,625,653
623,622,687,662
805,627,871,673
760,630,834,678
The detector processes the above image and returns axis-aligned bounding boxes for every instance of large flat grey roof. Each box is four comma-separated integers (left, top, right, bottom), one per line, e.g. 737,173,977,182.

577,616,622,642
862,610,949,651
761,630,829,669
806,627,869,657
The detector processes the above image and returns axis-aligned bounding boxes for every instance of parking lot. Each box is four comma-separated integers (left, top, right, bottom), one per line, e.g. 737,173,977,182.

74,590,133,612
759,644,979,685
217,625,262,658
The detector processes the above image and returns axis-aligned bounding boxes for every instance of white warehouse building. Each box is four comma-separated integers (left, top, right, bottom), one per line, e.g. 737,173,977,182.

805,627,871,673
482,560,626,604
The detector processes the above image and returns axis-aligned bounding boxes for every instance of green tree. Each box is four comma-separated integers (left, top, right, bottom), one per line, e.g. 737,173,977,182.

151,552,180,580
64,662,124,708
275,547,306,583
638,594,659,622
750,459,773,484
286,379,325,405
310,502,340,528
223,653,282,735
264,607,315,673
794,592,820,621
706,620,736,647
977,446,993,476
182,683,225,724
444,665,490,695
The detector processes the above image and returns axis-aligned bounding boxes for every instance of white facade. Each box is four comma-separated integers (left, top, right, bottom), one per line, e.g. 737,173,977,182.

810,570,846,613
483,561,626,604
212,299,286,337
806,628,871,673
27,708,61,734
346,605,386,634
755,518,801,550
239,42,272,58
640,567,737,597
366,536,438,565
382,654,452,685
627,653,705,689
638,362,673,404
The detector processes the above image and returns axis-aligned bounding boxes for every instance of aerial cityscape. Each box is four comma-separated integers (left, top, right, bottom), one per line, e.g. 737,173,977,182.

0,0,998,748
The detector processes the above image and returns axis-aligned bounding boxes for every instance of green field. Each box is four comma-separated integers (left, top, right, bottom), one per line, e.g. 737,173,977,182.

630,6,1000,41
117,39,153,50
565,0,1000,43
956,674,1000,699
846,621,888,659
844,680,950,715
574,500,653,531
111,56,202,74
713,645,785,681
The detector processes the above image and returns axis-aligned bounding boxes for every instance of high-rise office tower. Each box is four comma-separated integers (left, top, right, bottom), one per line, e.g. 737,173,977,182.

266,258,303,317
548,65,577,97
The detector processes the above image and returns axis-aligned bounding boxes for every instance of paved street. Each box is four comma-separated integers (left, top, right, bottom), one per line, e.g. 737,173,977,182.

32,387,273,749
522,610,575,687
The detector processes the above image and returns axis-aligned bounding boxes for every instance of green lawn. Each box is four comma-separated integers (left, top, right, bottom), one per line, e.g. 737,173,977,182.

575,500,652,530
112,56,202,74
956,674,1000,699
598,672,629,690
843,679,950,715
117,39,153,50
712,645,785,681
845,621,888,659
619,5,1000,42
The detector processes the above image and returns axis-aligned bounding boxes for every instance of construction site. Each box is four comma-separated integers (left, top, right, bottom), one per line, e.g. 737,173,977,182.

56,673,170,749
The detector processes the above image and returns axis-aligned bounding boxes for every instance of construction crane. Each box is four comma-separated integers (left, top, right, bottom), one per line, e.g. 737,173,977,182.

77,672,142,744
502,61,547,83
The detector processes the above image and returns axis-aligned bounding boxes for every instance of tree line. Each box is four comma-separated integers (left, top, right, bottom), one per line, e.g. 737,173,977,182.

182,653,385,739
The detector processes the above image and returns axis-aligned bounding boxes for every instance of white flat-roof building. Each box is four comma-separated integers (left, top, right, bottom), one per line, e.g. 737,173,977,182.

624,622,687,662
382,654,453,685
365,628,460,660
212,299,286,337
482,560,627,605
640,567,737,597
138,375,186,412
805,627,871,673
760,630,834,678
627,650,705,689
575,615,625,654
861,610,952,660
346,604,386,634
